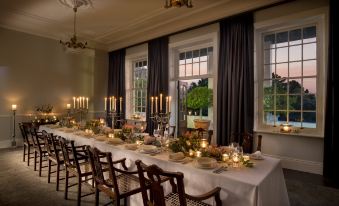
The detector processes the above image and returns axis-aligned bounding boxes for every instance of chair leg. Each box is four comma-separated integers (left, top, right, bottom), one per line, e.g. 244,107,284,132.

47,159,51,183
56,164,60,191
34,151,37,171
27,146,31,166
23,144,26,162
77,177,82,206
65,170,69,200
95,187,99,206
39,154,43,177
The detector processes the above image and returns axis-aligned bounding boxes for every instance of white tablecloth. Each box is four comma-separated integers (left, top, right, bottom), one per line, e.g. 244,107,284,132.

40,126,290,206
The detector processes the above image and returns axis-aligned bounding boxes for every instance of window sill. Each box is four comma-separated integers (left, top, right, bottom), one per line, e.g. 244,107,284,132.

254,129,324,138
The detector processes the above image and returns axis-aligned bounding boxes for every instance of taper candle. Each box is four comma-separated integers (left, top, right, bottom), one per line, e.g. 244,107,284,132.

155,96,158,113
104,97,107,111
151,97,154,114
109,97,112,111
73,97,76,108
160,93,163,112
119,97,122,112
86,98,89,109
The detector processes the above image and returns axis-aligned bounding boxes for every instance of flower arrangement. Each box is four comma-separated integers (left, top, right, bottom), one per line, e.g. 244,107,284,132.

85,119,101,134
36,104,53,114
168,132,201,153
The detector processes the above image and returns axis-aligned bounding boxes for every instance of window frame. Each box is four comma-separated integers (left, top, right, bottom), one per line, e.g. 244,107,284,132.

255,14,327,138
132,59,148,115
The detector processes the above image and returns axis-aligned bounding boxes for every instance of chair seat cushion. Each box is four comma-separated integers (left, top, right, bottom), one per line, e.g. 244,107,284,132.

165,193,211,206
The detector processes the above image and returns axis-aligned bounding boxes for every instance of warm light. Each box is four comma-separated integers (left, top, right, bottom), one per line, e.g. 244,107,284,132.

243,155,250,161
136,140,142,145
11,104,17,111
222,153,229,162
99,118,105,124
189,149,194,157
232,152,240,167
200,139,208,149
108,133,114,138
280,123,292,133
66,104,71,109
196,151,202,157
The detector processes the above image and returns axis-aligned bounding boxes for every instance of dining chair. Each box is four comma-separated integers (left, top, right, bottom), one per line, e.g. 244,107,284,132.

87,146,145,206
42,131,65,191
135,159,222,206
59,138,94,206
18,122,35,165
30,127,48,176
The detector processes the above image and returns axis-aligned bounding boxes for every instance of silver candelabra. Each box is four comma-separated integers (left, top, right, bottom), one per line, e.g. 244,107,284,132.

150,112,171,137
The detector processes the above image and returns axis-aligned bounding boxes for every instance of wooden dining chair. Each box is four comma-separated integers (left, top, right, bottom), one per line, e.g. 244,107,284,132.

59,138,94,206
42,131,65,191
30,127,48,176
19,122,35,165
87,146,144,206
135,160,222,206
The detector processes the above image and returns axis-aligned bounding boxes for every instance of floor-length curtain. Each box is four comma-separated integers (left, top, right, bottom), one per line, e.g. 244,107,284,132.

217,13,254,147
107,49,125,128
146,37,169,135
323,0,338,188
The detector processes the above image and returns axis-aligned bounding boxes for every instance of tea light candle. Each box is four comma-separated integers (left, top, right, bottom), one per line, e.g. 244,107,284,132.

108,133,114,138
100,119,105,124
189,149,194,157
243,155,250,161
222,153,229,162
196,151,202,157
200,139,208,149
281,123,292,133
136,140,142,145
85,129,89,133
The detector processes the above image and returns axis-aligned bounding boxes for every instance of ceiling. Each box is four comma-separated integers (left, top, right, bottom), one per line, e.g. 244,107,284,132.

0,0,283,51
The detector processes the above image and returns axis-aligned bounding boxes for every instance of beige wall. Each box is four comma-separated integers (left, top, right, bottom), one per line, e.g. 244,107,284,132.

0,27,108,148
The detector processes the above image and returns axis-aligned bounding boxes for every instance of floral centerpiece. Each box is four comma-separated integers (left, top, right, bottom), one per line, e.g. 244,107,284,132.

168,132,201,153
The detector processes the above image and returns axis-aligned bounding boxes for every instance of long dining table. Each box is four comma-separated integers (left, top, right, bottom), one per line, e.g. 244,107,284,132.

40,125,290,206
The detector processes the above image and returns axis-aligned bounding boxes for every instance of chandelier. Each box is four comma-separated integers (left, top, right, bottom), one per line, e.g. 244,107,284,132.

59,0,88,49
164,0,193,8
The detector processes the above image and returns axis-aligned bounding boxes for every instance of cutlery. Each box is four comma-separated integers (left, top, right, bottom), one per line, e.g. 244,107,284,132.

213,166,227,173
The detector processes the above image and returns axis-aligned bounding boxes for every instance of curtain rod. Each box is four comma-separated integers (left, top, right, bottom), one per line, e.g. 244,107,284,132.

113,0,294,52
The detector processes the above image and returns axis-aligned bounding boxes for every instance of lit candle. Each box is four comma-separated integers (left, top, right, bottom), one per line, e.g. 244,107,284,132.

86,97,89,109
232,153,240,167
151,97,154,114
196,151,202,158
160,93,163,112
114,97,117,111
166,96,169,113
66,104,71,109
136,140,142,145
189,149,194,157
11,104,17,111
77,98,80,109
243,155,250,161
109,97,112,111
168,96,171,113
120,97,122,112
82,97,85,108
281,123,291,133
104,97,107,111
155,96,158,113
73,97,76,108
200,139,208,149
222,154,229,162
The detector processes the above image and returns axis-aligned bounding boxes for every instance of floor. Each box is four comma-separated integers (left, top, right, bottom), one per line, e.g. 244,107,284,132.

1,147,339,206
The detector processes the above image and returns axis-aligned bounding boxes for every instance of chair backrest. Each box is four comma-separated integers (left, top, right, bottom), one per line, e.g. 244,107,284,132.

18,123,27,143
87,146,109,186
59,137,73,167
42,130,54,156
30,127,43,151
135,160,186,206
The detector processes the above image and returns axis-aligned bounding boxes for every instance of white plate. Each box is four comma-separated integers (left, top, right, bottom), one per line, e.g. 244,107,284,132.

139,145,157,152
95,135,107,141
124,144,138,150
193,161,218,169
169,157,190,163
107,138,124,145
139,149,161,154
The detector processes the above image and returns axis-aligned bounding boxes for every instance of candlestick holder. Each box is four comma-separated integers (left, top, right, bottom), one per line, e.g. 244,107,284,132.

107,110,124,130
11,105,17,147
69,108,88,123
150,112,171,137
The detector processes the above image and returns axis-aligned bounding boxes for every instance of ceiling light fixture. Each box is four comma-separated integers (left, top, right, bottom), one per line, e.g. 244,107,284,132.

164,0,193,8
59,0,88,49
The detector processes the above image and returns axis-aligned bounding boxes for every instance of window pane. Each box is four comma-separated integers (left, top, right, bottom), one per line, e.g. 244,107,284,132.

186,63,192,76
179,65,185,77
289,62,302,77
264,64,275,79
276,63,288,78
200,61,207,75
264,80,274,94
264,111,275,125
303,77,316,94
289,29,302,45
303,26,316,43
303,43,316,60
276,95,287,110
303,60,317,76
289,112,302,127
264,34,275,49
200,48,207,56
264,49,275,64
276,47,288,63
289,45,302,61
275,78,288,94
193,63,199,76
200,56,207,62
276,111,287,124
303,94,316,111
289,95,301,110
289,78,302,94
186,51,192,63
193,50,199,63
276,32,288,47
303,112,316,128
264,95,274,110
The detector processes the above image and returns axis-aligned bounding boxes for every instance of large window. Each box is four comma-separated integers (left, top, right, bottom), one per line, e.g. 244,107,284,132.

262,25,318,129
132,60,147,115
179,47,213,78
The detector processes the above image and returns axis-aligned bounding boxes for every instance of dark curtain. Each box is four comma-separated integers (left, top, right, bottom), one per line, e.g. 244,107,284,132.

324,0,339,188
146,36,169,135
107,49,126,128
216,13,254,147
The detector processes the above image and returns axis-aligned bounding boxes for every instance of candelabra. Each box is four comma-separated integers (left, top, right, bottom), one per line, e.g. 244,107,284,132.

150,112,171,137
71,108,88,123
11,104,17,147
107,110,124,130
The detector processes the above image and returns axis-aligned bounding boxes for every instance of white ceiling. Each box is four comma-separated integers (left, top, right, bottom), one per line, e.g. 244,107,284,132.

0,0,283,51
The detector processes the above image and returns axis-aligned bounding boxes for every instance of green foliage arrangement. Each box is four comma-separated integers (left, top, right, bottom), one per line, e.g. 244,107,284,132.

168,133,201,153
186,87,213,118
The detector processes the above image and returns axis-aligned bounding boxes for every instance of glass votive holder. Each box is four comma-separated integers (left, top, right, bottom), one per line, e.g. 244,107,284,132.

232,153,240,167
189,149,194,157
136,140,142,145
243,155,250,161
108,133,114,138
200,139,209,149
222,153,229,162
196,151,202,158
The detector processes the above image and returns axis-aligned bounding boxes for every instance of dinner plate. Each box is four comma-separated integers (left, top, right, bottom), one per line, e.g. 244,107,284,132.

169,157,190,163
106,138,124,145
139,149,161,154
124,144,138,150
94,135,107,141
193,161,218,169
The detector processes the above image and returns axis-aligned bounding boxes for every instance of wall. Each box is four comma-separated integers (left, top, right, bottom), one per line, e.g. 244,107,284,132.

0,27,108,148
253,0,329,174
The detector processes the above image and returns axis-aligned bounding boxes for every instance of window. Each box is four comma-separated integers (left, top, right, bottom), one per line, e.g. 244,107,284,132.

179,47,213,77
132,60,147,115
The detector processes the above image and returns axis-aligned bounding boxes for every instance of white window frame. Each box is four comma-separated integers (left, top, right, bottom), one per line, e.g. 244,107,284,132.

132,59,148,116
254,13,327,138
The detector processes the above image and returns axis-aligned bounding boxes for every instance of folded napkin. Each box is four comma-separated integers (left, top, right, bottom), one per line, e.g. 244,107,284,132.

250,151,264,159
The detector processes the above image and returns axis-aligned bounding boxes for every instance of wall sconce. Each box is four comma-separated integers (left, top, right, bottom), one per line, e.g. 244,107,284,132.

11,104,17,147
